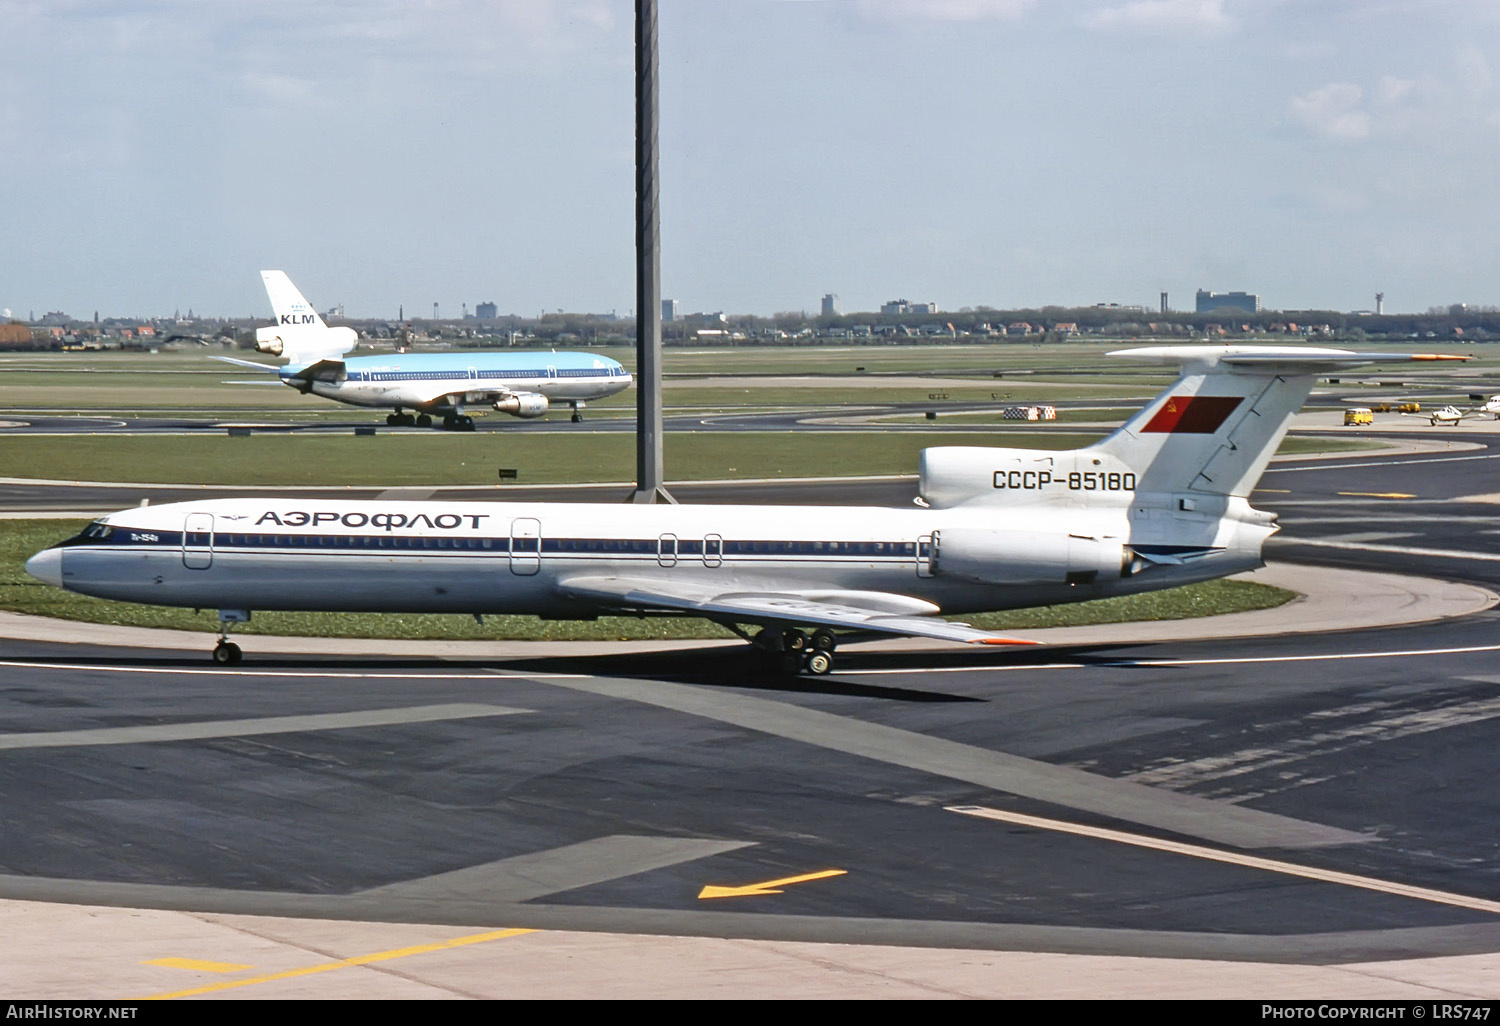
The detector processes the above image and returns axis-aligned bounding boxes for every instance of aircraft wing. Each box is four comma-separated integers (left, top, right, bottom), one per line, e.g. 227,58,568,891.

287,359,347,383
398,381,537,408
555,576,1037,646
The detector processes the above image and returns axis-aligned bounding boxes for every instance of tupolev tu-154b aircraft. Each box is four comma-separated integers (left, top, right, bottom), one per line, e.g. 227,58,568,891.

27,346,1464,673
216,271,633,430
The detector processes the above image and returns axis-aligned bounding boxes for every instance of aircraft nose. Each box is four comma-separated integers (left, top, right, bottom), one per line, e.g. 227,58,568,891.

25,548,64,588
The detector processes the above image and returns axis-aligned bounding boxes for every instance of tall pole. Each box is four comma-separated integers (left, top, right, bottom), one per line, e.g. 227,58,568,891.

630,0,674,503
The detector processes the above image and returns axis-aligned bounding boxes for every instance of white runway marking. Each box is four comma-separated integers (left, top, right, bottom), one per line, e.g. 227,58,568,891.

948,804,1500,916
840,642,1500,676
1126,695,1500,790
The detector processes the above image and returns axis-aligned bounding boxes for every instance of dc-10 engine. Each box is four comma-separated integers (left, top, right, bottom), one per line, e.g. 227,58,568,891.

933,528,1140,586
493,392,549,418
254,327,284,356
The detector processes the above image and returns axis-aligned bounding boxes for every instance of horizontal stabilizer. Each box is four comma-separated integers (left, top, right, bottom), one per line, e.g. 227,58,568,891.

209,355,281,373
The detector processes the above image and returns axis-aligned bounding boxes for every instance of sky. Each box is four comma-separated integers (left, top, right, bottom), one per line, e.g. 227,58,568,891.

3,0,1500,320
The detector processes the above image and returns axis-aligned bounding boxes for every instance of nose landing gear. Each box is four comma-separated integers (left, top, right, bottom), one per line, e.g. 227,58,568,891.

211,609,251,665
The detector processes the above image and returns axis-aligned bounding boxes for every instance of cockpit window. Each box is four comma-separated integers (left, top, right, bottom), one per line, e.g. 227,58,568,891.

83,522,113,540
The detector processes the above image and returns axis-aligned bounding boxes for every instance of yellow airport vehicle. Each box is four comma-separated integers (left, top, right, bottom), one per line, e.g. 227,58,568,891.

1343,407,1373,426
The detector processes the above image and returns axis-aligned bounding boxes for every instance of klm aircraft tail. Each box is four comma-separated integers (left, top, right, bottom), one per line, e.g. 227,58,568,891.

919,345,1466,509
254,270,357,364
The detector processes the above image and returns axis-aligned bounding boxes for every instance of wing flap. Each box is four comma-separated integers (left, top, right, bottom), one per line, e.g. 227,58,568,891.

288,359,346,383
556,576,1036,647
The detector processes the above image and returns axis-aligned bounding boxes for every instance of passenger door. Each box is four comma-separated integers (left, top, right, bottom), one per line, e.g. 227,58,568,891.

509,518,541,575
182,513,214,570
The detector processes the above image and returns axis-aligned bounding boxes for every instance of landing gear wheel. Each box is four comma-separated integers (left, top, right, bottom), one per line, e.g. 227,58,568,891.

461,415,475,431
386,413,400,426
810,629,837,653
212,641,241,666
804,650,834,676
571,412,583,423
416,413,432,427
781,628,809,652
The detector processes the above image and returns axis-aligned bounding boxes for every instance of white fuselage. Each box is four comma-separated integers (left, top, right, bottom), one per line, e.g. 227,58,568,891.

303,366,631,410
27,496,1270,621
281,352,632,415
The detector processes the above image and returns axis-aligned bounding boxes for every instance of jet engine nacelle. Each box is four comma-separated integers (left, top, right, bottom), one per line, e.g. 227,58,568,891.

934,528,1138,586
254,326,284,356
254,324,356,360
494,392,549,418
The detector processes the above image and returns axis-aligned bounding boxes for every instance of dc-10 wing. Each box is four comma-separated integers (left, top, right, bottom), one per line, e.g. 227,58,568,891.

286,359,347,383
389,379,543,410
556,576,1037,647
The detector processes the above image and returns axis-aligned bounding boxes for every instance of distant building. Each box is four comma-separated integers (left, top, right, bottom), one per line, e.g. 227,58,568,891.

475,301,498,320
908,302,939,315
662,299,679,322
1196,290,1261,315
821,293,840,317
880,299,909,315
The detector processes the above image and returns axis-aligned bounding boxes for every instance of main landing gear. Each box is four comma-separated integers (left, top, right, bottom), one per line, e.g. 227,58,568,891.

211,609,250,665
570,401,585,423
384,410,433,428
744,626,838,677
441,413,476,431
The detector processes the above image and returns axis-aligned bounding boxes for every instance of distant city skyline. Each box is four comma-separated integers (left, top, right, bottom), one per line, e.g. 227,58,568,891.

4,2,1499,319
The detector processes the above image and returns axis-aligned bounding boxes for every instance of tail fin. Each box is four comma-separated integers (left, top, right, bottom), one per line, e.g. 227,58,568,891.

261,270,329,331
1091,346,1336,498
920,345,1466,509
254,270,357,364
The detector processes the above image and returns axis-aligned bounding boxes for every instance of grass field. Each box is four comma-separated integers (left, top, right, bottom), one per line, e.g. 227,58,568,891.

2,519,1295,641
4,341,1487,417
0,430,1109,485
0,429,1382,486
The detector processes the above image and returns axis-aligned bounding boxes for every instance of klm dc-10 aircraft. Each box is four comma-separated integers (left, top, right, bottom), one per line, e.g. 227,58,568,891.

28,346,1464,673
216,272,632,430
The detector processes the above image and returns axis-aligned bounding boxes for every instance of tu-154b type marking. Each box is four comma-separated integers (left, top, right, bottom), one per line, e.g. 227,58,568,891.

216,271,632,430
27,347,1465,672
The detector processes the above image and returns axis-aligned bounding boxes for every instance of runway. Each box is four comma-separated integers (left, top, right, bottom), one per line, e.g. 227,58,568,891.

5,428,1500,998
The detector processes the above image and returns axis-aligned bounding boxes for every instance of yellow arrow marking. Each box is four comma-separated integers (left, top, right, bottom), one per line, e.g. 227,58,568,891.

698,869,846,899
1337,491,1416,499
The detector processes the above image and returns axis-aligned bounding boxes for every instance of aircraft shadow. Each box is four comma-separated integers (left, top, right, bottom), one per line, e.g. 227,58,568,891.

13,640,1166,703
